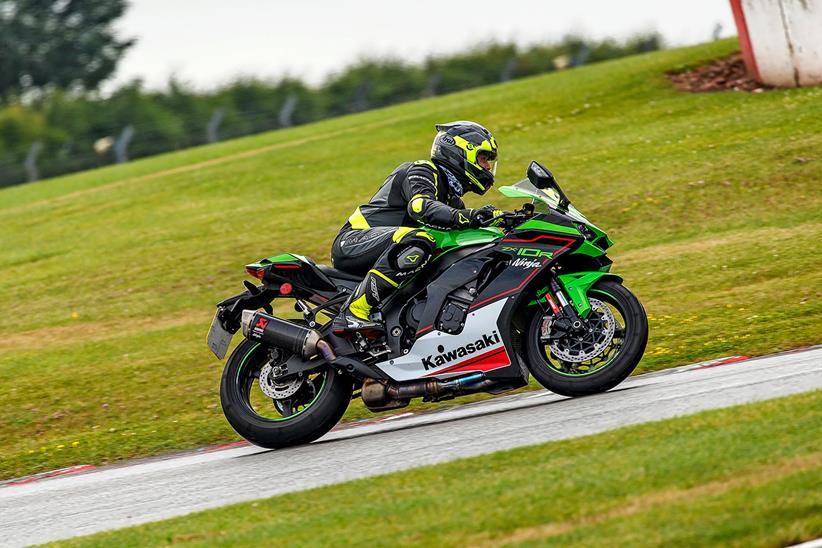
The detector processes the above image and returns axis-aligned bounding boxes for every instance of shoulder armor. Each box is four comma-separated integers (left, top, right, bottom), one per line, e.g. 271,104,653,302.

411,159,438,184
413,159,436,170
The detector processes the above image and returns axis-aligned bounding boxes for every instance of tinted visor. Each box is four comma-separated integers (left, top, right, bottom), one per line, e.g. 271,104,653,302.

477,150,497,175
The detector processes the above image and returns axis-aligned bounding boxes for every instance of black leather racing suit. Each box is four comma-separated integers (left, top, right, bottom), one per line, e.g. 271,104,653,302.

331,160,476,323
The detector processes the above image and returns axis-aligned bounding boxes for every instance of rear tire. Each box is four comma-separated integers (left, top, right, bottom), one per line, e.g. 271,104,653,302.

220,339,352,448
525,280,648,397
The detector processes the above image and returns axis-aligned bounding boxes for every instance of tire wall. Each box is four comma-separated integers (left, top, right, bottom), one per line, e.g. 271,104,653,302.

731,0,822,87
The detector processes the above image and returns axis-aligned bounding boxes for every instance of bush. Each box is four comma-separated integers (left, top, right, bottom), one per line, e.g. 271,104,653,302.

0,33,663,187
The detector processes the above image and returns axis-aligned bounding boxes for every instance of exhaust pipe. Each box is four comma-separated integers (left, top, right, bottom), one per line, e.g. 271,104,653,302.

241,310,336,361
362,373,496,411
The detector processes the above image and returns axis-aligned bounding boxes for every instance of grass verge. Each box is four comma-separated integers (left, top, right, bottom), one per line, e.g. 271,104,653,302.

51,390,822,547
1,38,821,479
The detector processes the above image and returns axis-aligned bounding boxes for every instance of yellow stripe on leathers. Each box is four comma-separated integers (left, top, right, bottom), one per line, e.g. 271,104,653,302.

413,160,438,196
392,227,435,243
347,207,370,229
391,227,416,242
368,268,399,287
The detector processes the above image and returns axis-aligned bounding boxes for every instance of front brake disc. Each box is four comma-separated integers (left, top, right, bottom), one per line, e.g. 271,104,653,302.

545,298,616,363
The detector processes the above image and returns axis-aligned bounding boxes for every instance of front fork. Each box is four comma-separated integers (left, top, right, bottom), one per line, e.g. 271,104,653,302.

550,277,584,325
534,271,624,336
539,278,584,338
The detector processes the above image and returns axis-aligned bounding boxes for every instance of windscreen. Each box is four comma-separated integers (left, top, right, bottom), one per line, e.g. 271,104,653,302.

506,179,591,224
509,179,562,209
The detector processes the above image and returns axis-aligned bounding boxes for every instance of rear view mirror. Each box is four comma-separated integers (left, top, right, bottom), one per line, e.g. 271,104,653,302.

527,160,570,211
527,161,556,189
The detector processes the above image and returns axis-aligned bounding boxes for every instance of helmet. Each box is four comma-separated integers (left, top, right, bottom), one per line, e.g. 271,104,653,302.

430,121,498,195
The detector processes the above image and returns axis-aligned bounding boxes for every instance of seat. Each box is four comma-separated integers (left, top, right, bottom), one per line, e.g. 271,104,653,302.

317,264,363,282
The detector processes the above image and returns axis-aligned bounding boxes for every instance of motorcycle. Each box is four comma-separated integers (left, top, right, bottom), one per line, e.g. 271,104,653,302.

207,161,648,448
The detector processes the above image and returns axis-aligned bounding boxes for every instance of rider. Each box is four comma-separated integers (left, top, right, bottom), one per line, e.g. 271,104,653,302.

331,120,502,336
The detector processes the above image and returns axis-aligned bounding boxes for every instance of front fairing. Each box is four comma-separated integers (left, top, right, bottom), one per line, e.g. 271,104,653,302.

499,179,613,249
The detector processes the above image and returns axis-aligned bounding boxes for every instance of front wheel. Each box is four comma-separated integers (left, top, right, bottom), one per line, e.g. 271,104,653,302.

220,339,352,448
525,280,648,397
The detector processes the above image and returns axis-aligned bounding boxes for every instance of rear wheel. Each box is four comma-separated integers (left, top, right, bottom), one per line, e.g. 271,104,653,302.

220,339,352,448
525,280,648,397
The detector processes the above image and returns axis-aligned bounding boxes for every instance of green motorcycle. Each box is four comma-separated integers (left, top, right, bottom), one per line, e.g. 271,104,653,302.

208,161,649,448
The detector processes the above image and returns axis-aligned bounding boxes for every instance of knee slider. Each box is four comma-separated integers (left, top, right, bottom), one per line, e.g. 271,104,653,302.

390,242,432,272
398,245,428,270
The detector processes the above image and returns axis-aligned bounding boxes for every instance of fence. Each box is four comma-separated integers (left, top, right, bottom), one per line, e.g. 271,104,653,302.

0,33,667,188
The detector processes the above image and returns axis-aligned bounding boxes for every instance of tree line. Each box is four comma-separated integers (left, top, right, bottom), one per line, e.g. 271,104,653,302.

0,3,661,187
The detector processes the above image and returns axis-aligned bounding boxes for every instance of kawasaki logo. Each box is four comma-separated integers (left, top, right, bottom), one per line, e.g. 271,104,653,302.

421,331,501,370
502,246,553,258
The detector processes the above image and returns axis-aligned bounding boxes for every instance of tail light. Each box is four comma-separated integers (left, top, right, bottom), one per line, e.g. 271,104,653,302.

245,266,266,280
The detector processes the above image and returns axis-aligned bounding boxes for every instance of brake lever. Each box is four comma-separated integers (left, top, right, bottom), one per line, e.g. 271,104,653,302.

500,213,524,231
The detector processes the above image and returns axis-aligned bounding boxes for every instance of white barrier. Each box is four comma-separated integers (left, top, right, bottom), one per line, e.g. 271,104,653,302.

730,0,822,87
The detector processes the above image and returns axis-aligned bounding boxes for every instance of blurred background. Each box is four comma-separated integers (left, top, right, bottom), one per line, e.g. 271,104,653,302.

3,4,821,541
0,0,734,187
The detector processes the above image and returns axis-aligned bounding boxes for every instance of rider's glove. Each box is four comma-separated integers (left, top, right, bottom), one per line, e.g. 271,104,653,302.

467,205,504,228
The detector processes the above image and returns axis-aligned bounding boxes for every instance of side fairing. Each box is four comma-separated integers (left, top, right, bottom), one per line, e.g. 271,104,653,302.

375,299,512,381
378,224,583,381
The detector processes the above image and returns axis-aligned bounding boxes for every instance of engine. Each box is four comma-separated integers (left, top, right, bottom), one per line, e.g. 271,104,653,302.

401,286,474,335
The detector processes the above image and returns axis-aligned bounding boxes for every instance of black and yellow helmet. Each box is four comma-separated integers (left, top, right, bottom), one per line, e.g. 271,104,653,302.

430,121,498,195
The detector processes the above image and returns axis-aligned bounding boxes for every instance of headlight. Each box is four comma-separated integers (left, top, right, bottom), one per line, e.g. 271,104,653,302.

575,223,595,240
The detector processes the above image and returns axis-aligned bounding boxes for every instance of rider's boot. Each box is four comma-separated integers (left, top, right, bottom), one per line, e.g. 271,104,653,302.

332,269,396,338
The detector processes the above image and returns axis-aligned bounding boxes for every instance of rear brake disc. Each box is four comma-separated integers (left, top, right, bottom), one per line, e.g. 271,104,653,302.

258,363,303,399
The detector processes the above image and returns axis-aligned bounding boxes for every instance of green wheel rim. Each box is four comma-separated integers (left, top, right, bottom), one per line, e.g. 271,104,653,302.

538,289,625,377
237,342,328,422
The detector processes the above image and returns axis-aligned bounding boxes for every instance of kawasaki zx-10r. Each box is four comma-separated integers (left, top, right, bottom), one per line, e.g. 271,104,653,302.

207,161,648,448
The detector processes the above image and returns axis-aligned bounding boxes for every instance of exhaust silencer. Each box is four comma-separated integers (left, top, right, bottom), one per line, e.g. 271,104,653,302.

241,310,325,359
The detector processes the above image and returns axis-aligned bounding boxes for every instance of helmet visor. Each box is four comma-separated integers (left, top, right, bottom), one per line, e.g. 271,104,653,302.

477,150,497,176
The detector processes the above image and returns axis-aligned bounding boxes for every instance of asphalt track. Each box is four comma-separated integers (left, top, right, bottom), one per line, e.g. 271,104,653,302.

2,347,821,547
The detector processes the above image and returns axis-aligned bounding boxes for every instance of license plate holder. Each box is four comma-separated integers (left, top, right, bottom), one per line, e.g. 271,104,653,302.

207,312,234,360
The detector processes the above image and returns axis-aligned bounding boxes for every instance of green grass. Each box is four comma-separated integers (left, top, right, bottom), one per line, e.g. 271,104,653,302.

50,390,822,547
2,38,821,479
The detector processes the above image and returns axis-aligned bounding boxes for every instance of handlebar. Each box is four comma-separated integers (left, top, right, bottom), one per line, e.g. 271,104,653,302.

492,203,535,231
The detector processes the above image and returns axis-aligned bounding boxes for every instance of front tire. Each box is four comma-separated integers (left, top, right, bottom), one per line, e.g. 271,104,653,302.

525,280,648,397
220,339,352,448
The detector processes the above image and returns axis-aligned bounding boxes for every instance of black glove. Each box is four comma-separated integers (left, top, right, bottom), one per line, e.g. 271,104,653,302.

466,205,504,228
